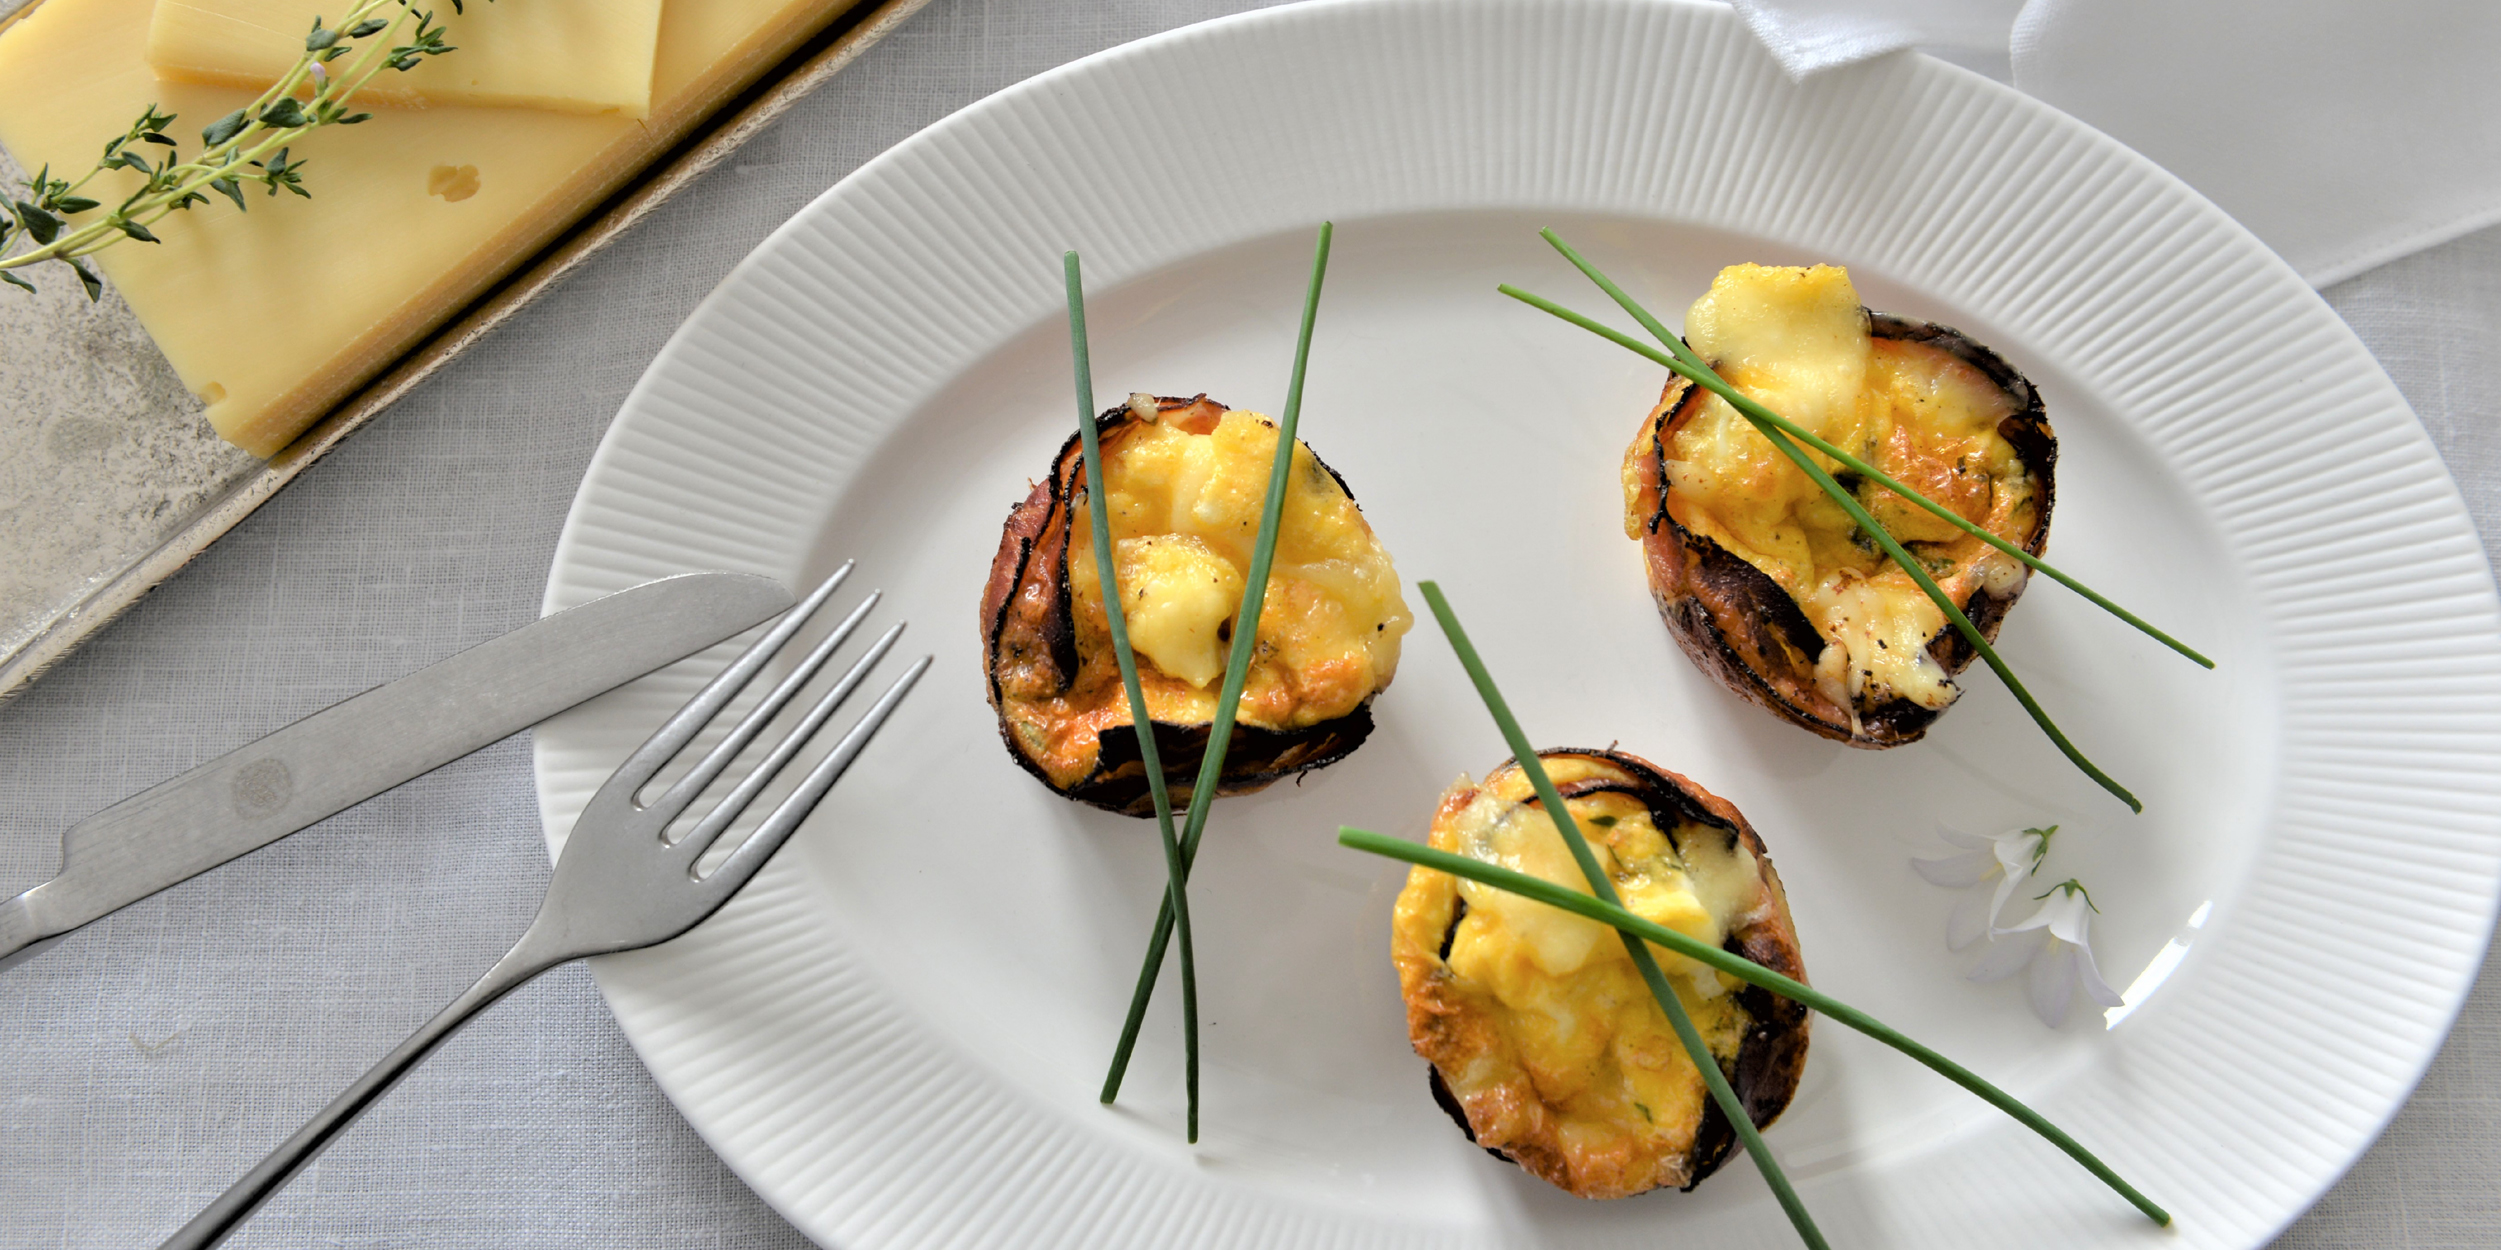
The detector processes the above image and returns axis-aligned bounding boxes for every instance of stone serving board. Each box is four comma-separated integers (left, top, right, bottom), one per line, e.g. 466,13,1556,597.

0,157,254,675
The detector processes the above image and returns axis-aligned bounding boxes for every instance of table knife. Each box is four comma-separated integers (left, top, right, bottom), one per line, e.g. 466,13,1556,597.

0,571,793,974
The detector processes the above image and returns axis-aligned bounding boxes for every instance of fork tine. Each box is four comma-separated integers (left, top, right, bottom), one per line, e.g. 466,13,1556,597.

606,563,854,795
692,654,931,903
151,588,915,1250
652,590,884,827
669,620,905,864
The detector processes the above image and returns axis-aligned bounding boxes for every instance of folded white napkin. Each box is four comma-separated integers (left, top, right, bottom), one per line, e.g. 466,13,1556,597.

1729,0,2023,78
1729,0,2501,287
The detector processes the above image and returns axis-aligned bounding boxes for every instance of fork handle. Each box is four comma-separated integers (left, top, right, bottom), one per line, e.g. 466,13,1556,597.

159,925,576,1250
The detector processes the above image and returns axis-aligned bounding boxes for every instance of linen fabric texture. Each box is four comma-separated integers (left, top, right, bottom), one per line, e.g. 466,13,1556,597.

2,1,2498,1246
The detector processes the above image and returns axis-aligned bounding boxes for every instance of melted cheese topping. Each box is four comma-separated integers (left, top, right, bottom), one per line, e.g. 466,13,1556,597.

1016,399,1408,784
1390,757,1765,1194
1644,264,2035,713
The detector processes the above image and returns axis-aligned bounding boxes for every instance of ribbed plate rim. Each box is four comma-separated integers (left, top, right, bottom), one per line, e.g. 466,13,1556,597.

535,2,2501,1247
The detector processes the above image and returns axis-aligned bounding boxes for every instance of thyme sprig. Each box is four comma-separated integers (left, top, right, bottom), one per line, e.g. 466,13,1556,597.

1100,222,1336,1113
1,0,478,298
1064,250,1201,1141
1411,581,1828,1249
1334,826,2169,1225
1501,239,2164,810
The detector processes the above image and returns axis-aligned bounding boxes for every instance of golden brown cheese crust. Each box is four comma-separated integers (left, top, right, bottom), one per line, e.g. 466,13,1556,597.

1391,749,1808,1199
1625,313,2056,747
981,394,1397,816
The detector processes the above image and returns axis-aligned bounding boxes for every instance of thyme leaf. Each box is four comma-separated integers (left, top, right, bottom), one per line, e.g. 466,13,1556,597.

1,0,488,298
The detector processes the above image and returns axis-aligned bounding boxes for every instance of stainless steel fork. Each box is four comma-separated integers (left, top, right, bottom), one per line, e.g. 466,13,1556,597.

159,564,928,1250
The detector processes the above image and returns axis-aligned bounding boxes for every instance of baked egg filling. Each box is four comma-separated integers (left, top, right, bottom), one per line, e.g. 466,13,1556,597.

1011,396,1409,787
1391,756,1766,1195
1625,263,2039,713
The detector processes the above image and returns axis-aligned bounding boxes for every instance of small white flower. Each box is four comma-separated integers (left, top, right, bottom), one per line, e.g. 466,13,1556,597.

1969,879,2125,1028
1911,825,2054,950
309,62,329,92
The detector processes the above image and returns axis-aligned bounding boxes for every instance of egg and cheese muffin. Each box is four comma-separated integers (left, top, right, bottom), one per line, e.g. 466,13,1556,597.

1624,263,2054,746
1392,749,1808,1198
983,394,1413,816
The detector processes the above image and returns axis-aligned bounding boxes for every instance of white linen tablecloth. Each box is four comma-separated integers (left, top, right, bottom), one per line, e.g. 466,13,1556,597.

2,1,2495,1245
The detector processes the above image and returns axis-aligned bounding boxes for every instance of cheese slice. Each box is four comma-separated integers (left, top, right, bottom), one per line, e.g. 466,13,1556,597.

147,0,667,119
0,0,859,456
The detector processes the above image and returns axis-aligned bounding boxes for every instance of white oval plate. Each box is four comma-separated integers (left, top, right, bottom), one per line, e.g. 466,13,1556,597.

535,1,2501,1246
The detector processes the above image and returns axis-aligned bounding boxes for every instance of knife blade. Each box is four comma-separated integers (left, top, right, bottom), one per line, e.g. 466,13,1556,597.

0,571,792,973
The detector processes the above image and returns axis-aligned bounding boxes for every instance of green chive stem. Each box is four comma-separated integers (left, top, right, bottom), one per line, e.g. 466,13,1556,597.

1528,230,2211,669
1101,222,1338,1107
1495,283,2140,811
1337,827,2170,1226
1068,251,1199,1140
1417,582,1828,1250
1755,417,2139,809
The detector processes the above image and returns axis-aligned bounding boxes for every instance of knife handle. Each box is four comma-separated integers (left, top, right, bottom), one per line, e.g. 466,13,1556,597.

0,570,791,976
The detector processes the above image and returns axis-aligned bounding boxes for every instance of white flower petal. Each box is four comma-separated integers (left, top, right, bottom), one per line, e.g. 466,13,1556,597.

2074,936,2126,1007
1986,868,2036,933
1913,850,1996,888
2042,889,2095,945
1997,897,2055,934
1990,830,2042,877
1938,825,1994,851
1976,830,2047,932
1947,890,1994,950
2030,940,2080,1028
1967,928,2045,983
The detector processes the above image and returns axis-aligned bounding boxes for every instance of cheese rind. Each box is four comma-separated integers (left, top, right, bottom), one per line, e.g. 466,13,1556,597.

146,0,667,118
0,0,860,457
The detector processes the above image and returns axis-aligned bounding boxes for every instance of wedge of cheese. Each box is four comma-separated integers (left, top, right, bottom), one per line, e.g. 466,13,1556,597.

0,0,859,456
148,0,668,118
